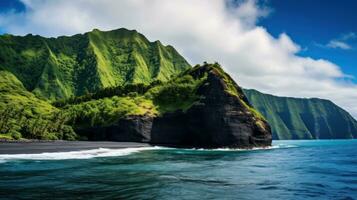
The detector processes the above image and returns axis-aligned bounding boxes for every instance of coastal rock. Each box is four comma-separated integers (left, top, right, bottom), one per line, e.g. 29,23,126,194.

80,64,272,148
78,115,153,142
150,65,272,148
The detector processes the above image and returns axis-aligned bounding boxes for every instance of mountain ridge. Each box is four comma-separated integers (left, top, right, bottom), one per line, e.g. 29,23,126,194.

0,28,190,100
244,89,357,139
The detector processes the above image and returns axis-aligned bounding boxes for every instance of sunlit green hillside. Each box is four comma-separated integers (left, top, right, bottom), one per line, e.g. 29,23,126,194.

0,28,190,100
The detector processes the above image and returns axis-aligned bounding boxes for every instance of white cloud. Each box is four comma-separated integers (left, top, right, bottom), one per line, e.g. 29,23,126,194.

326,32,356,50
341,32,356,40
1,0,357,118
327,40,352,50
228,0,271,28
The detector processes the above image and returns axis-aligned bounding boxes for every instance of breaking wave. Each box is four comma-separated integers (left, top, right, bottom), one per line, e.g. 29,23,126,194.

0,143,296,163
0,146,163,162
174,143,298,152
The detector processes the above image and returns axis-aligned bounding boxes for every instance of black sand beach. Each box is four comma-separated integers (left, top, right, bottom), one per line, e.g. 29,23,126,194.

0,141,151,154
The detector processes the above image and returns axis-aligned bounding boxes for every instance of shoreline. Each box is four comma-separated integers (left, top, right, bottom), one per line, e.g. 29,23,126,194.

0,141,152,155
1,139,355,155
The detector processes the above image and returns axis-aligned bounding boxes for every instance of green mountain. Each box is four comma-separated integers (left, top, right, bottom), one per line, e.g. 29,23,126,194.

0,70,78,140
0,28,190,140
60,63,271,148
0,28,190,100
244,89,357,139
0,61,272,147
59,63,266,129
0,28,355,142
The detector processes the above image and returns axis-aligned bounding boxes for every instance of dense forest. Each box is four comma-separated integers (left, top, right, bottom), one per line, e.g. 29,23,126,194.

0,62,206,140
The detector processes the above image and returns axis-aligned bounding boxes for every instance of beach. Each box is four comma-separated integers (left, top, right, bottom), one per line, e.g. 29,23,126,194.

0,141,151,154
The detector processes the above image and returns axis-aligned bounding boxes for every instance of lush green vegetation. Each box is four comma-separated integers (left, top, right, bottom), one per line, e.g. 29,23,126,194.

244,89,357,139
2,28,355,141
0,27,265,141
148,74,204,113
0,60,203,140
0,29,195,140
0,71,76,140
0,28,190,100
59,69,205,128
61,96,157,128
0,106,76,140
0,28,192,140
52,82,155,107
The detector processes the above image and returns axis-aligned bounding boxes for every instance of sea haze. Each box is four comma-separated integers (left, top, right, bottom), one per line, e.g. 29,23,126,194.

0,140,356,199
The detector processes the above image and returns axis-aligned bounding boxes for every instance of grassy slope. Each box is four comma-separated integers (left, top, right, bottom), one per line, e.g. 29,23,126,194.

244,89,357,139
60,67,204,128
0,70,55,116
0,71,60,139
0,28,190,100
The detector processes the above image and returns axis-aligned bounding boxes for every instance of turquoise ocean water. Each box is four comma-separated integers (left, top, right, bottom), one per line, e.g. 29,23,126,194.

0,140,356,199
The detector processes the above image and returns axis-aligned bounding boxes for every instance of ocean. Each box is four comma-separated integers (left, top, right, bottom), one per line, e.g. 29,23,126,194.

0,140,356,200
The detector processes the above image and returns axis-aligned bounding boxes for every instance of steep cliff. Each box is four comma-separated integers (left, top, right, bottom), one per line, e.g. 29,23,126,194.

77,64,272,148
244,89,357,139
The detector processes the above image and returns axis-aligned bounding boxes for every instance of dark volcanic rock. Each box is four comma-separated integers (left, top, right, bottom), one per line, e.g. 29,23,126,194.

78,115,153,142
79,64,272,148
150,65,272,148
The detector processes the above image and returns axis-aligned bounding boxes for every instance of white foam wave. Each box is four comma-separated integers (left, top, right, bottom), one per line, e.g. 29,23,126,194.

175,144,298,152
0,146,162,162
0,144,297,163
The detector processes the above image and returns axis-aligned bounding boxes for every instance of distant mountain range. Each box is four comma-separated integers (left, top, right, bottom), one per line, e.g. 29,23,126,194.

244,89,357,139
0,28,355,141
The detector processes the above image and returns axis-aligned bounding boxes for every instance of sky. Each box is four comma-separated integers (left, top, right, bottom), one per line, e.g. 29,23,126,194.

0,0,357,118
257,0,357,83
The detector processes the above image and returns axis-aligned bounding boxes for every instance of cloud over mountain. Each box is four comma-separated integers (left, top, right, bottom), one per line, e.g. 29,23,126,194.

1,0,357,118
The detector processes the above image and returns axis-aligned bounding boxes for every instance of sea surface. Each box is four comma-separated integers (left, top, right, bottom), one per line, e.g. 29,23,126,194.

0,140,356,200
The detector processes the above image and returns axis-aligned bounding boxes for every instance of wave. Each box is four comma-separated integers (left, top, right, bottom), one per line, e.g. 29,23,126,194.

0,143,297,163
174,143,298,152
0,146,163,162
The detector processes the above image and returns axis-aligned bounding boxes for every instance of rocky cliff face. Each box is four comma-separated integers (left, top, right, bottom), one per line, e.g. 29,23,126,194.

80,64,272,148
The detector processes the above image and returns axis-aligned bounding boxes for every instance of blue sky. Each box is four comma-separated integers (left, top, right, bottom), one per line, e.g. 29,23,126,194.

257,0,357,83
0,0,357,117
0,0,24,16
